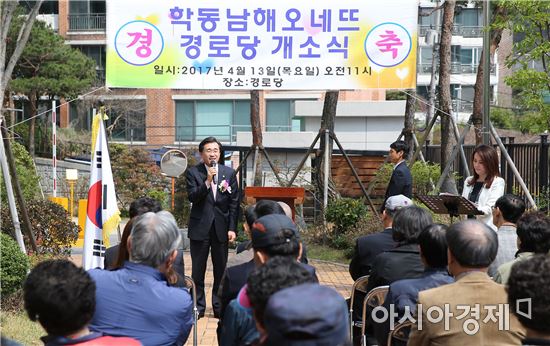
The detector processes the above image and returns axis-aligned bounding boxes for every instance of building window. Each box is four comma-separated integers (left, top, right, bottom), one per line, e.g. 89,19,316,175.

418,8,437,27
460,47,481,65
266,100,303,132
175,100,251,142
73,45,106,83
68,0,106,31
456,8,481,26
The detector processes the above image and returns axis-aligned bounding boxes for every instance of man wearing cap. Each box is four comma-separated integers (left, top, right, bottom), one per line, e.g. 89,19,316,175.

349,194,413,280
218,214,317,346
185,136,239,318
260,283,350,345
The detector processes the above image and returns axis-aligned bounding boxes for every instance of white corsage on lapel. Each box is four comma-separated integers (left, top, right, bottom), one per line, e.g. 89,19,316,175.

218,177,232,194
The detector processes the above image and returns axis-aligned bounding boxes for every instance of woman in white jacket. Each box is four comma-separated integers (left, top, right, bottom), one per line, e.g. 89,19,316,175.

462,144,505,231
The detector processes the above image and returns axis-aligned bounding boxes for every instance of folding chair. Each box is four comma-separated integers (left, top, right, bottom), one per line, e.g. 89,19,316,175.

183,275,198,346
361,285,389,346
387,320,413,346
349,275,370,339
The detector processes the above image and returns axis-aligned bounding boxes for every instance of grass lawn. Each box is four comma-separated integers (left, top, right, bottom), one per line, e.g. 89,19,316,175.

306,243,350,264
1,310,43,345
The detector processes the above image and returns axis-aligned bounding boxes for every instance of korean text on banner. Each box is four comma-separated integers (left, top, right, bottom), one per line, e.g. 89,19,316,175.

106,0,418,90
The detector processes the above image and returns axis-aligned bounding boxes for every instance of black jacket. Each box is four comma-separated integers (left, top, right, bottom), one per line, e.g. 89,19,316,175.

185,163,240,242
349,228,398,280
218,259,318,320
365,243,424,293
381,162,412,211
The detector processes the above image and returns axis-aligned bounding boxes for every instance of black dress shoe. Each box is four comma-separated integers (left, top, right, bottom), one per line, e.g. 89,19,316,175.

197,312,205,319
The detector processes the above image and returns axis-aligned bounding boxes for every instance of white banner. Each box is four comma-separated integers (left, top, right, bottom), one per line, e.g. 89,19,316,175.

106,0,418,90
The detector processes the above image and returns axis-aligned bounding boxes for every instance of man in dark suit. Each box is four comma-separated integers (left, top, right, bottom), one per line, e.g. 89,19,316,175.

186,137,239,318
349,194,413,280
381,140,412,212
373,224,454,346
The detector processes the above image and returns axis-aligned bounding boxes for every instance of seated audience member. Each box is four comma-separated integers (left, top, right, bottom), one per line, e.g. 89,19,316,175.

353,206,431,344
349,194,412,280
488,194,525,276
219,214,317,346
275,200,309,263
507,255,550,345
373,224,454,346
260,283,350,346
104,197,162,269
23,259,140,346
494,211,550,284
244,256,318,346
365,205,433,293
408,220,524,345
89,211,193,346
104,197,186,287
219,200,286,319
228,200,285,267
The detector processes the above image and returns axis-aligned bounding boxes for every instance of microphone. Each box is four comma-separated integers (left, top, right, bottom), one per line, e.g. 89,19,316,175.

210,160,217,185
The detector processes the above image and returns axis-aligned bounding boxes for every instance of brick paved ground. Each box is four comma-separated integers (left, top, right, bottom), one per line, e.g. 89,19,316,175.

70,250,353,346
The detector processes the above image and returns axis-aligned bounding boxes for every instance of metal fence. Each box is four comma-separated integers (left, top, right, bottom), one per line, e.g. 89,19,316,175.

422,135,550,207
68,14,106,31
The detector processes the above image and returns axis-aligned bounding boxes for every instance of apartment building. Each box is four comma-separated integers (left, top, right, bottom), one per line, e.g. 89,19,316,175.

416,1,500,122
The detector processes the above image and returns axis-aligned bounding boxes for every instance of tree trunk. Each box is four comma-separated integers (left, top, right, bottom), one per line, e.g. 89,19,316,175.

314,90,339,219
404,92,416,161
0,0,44,115
472,4,507,145
1,123,38,252
250,90,263,186
28,92,37,156
438,0,458,194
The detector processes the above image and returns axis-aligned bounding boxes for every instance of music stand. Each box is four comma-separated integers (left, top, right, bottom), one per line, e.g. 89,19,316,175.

417,194,483,224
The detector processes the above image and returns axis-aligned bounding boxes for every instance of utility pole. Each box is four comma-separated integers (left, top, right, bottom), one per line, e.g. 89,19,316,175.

0,117,26,253
482,0,491,144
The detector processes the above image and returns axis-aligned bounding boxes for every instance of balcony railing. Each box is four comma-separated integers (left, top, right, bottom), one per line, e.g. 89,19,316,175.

418,63,496,75
461,26,484,38
452,99,473,113
68,13,106,31
452,99,495,113
451,61,462,74
419,25,483,38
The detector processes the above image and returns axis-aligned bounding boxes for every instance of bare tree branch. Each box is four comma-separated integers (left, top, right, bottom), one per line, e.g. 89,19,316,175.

419,4,444,16
0,0,44,107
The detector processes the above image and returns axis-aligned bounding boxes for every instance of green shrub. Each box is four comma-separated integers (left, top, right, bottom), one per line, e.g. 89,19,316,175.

0,233,30,297
1,199,79,256
0,141,40,205
490,108,517,129
517,111,549,134
375,161,455,196
325,197,368,236
410,161,442,195
109,144,168,213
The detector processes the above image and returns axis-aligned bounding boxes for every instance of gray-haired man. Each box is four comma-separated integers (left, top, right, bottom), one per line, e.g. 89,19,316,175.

89,211,193,346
